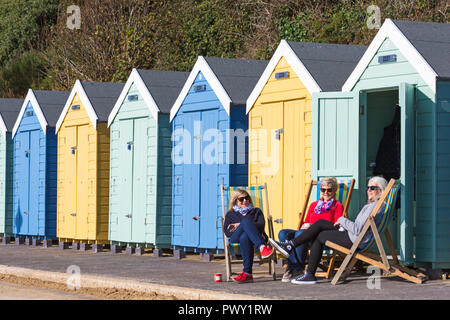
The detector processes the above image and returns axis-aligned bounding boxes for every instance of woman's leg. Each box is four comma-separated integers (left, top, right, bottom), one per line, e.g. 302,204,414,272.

306,230,353,275
231,218,265,248
237,232,254,274
279,229,303,271
291,219,336,247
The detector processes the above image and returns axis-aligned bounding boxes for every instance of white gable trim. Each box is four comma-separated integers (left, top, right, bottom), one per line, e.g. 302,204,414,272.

108,69,159,127
342,19,438,93
246,40,322,114
0,114,7,140
169,56,232,122
55,80,98,133
12,89,49,138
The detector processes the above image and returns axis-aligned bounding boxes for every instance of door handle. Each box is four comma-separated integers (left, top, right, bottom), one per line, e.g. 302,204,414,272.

24,211,29,215
71,146,77,154
70,213,76,216
192,216,200,221
275,128,284,140
274,218,283,223
125,214,132,218
25,150,30,157
127,141,133,150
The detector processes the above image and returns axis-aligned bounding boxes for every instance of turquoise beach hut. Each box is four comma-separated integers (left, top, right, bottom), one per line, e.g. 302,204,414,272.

311,19,450,271
107,69,188,253
0,99,22,243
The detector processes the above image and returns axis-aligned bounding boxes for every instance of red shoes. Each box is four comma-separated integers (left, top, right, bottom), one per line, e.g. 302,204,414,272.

260,245,274,259
232,272,254,283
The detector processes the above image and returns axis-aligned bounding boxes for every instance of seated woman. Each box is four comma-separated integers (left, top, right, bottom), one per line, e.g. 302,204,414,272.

270,176,388,285
223,188,274,283
278,177,344,283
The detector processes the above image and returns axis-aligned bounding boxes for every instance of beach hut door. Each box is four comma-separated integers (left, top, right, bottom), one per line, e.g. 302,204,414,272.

312,91,361,214
399,82,415,263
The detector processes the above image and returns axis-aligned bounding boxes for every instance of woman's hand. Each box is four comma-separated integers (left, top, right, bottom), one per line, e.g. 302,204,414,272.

334,222,340,228
228,223,240,232
300,223,311,230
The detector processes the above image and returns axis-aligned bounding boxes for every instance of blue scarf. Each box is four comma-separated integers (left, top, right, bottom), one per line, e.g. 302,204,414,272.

233,204,252,216
314,198,335,214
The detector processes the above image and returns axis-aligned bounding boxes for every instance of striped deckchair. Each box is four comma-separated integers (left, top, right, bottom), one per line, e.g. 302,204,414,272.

326,179,426,285
220,183,277,282
294,179,355,278
298,179,355,229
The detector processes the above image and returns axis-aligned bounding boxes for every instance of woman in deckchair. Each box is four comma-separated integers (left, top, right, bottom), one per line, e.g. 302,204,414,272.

278,177,344,283
270,176,388,285
223,188,275,283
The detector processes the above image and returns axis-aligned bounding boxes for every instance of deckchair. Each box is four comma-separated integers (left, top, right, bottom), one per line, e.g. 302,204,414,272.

220,183,277,282
297,179,355,278
326,179,426,285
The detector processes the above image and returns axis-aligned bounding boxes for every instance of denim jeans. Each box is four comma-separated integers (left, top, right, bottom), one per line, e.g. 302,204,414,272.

278,229,308,271
229,218,265,274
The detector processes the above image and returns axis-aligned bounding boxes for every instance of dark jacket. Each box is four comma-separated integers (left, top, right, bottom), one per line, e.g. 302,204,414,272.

223,207,267,240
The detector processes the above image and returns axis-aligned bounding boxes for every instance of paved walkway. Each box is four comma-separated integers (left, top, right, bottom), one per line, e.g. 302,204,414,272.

0,244,449,300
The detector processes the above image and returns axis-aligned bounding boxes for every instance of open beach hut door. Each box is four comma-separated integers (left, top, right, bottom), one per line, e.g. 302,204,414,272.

311,91,363,216
399,82,415,263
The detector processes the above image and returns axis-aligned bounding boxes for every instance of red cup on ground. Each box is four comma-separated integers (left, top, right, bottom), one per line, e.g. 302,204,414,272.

214,273,222,282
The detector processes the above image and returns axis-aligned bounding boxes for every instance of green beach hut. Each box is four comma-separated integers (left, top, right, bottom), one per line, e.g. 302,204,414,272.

311,19,450,272
107,68,188,254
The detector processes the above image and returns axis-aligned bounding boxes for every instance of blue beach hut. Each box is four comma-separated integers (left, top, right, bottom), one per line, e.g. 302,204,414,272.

12,89,69,244
170,56,267,257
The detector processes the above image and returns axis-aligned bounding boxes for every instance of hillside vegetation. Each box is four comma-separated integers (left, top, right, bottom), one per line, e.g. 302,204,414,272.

0,0,448,97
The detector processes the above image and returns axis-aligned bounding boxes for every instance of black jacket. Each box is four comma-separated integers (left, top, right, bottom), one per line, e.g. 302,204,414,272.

223,207,267,240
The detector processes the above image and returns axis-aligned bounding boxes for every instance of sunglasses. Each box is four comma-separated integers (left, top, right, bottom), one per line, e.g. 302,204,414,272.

366,185,380,191
320,188,334,193
237,196,250,202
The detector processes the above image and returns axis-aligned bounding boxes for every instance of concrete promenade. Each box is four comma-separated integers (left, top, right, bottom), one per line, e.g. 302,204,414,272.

0,244,449,300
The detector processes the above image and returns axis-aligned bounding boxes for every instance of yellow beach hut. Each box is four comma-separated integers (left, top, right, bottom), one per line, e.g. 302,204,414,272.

55,81,124,251
245,40,366,236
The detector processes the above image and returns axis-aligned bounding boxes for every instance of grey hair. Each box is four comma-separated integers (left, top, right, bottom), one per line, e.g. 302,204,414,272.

368,176,388,202
320,177,338,191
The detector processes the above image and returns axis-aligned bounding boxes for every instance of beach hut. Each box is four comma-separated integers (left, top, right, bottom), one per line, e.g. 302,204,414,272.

245,40,366,236
107,69,188,253
55,81,123,251
311,19,450,270
170,57,267,257
0,99,22,243
12,90,69,245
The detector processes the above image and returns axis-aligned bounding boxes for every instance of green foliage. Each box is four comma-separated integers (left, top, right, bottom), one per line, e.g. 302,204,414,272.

0,0,448,97
0,0,60,65
0,51,50,97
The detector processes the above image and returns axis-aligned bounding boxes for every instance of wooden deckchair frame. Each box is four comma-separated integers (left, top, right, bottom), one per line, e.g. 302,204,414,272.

220,183,277,282
326,179,426,285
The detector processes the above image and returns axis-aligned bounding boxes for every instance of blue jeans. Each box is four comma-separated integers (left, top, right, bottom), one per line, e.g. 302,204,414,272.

278,229,308,271
229,218,265,274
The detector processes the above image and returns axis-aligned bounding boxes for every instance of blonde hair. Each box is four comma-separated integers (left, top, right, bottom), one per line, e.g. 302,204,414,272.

320,177,338,192
368,176,388,203
228,188,254,211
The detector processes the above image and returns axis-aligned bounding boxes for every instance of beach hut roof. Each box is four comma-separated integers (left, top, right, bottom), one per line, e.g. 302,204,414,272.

108,69,189,127
12,89,69,137
56,80,124,133
343,19,450,92
246,40,367,113
170,56,268,121
0,98,23,135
